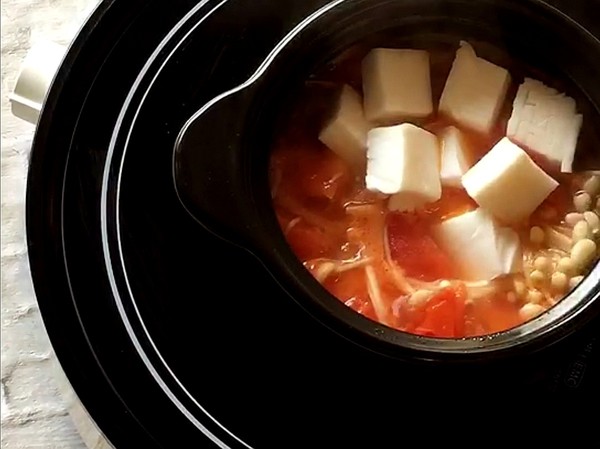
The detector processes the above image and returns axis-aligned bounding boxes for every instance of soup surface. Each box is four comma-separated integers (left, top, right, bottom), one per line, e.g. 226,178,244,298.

269,40,600,338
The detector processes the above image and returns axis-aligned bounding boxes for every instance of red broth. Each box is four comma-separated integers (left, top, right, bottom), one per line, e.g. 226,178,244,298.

270,43,598,338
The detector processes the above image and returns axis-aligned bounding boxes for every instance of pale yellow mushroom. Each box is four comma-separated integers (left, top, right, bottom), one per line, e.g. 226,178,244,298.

565,212,584,226
572,220,591,242
574,192,592,213
571,238,597,269
526,290,544,305
529,270,546,287
569,275,584,290
533,256,552,272
583,211,600,232
556,257,576,276
519,303,545,321
550,272,569,293
583,175,600,197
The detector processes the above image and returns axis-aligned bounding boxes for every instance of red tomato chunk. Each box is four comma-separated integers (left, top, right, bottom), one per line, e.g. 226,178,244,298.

387,213,456,281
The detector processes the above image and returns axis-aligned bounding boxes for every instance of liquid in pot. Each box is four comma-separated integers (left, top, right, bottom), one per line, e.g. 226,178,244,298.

269,39,600,338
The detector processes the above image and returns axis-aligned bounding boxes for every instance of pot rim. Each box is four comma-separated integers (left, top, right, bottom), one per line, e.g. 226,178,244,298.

108,0,600,376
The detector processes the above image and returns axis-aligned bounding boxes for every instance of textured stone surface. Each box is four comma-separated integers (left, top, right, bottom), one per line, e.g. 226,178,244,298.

1,1,111,447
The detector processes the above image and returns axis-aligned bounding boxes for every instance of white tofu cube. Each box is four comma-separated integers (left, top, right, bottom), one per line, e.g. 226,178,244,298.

440,126,472,187
318,85,370,171
433,208,522,281
366,123,441,211
362,48,433,124
507,78,583,173
462,137,559,224
439,41,511,134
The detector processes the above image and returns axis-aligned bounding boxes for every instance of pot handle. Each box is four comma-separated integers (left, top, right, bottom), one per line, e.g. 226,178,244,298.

10,40,68,124
173,84,264,248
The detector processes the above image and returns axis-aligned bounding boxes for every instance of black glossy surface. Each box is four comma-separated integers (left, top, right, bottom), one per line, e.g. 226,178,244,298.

26,0,600,448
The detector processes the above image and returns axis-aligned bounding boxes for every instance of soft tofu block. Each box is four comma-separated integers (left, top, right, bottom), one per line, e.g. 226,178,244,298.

440,126,472,187
319,85,370,171
462,137,559,224
507,78,583,173
362,48,433,124
366,123,441,211
439,41,511,134
433,208,522,281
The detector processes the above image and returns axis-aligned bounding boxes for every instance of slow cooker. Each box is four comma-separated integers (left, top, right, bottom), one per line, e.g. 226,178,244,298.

21,0,600,446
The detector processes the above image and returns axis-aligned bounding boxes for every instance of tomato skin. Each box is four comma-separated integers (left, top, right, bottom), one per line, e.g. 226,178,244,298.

324,269,366,300
274,133,492,338
274,145,351,202
412,284,467,338
452,283,467,337
417,297,455,337
323,270,377,321
286,222,332,260
387,214,456,282
300,151,351,201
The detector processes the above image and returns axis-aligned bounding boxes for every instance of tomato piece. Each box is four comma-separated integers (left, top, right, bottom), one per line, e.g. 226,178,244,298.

346,202,386,260
286,222,333,260
413,326,437,337
271,142,351,205
424,296,454,327
324,269,366,300
453,283,467,337
275,209,294,230
300,150,351,201
387,213,456,281
415,285,466,338
323,269,376,321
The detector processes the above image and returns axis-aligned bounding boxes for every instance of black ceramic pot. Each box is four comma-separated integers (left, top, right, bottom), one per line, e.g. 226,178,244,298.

26,0,600,447
174,0,600,362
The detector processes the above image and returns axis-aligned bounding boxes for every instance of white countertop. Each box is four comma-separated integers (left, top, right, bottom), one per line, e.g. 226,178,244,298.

1,1,111,447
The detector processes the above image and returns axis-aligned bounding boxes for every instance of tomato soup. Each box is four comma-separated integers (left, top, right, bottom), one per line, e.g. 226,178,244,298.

269,41,600,338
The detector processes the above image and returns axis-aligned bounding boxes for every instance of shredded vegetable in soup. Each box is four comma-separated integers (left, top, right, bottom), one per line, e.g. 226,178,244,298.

270,40,600,338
